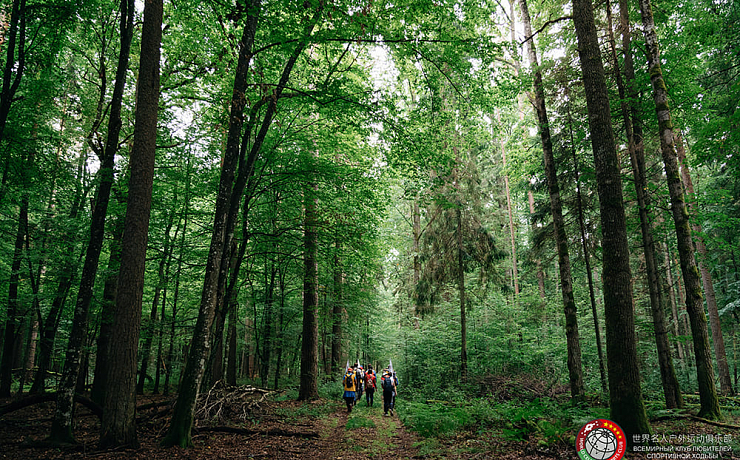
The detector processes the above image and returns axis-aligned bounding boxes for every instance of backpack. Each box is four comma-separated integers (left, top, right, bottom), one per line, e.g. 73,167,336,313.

344,372,354,389
366,373,376,389
382,374,394,391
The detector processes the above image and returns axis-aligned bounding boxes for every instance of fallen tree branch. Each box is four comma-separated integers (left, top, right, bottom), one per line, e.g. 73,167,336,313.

0,393,102,419
194,426,319,438
687,415,740,430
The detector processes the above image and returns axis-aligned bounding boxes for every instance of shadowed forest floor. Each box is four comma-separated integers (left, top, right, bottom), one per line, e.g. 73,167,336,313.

2,389,740,459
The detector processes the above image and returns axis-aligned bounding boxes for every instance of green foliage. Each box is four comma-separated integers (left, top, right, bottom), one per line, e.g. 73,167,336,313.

400,401,472,438
273,399,336,422
401,396,606,448
345,416,376,430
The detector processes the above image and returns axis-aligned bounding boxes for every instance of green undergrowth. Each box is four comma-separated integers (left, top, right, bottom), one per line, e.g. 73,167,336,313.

400,396,608,448
346,415,376,429
273,398,337,422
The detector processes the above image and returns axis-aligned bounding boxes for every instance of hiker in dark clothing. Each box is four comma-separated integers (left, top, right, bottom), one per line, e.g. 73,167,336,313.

354,366,364,405
381,369,396,416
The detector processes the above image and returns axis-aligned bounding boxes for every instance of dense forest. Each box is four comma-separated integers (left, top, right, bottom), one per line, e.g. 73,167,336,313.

0,0,739,457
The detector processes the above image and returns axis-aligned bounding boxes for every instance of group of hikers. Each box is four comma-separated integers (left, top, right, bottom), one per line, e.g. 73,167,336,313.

342,363,398,416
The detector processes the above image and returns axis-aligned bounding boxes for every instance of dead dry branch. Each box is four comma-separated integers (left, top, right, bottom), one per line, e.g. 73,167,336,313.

195,381,272,424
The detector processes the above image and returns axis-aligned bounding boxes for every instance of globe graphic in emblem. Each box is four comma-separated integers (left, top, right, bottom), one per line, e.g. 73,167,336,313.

584,427,618,459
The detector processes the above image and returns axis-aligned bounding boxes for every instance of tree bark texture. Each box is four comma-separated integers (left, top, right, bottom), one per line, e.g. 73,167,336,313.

518,0,585,401
610,0,682,409
99,0,163,448
571,0,651,439
298,182,320,400
638,0,722,419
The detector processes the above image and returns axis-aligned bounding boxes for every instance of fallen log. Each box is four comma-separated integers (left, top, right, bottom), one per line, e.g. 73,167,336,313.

0,393,103,420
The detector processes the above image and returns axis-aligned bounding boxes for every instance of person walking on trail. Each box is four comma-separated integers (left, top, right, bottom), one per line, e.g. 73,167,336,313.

343,366,357,413
355,365,365,405
355,365,365,404
381,369,396,416
365,368,377,407
391,371,399,412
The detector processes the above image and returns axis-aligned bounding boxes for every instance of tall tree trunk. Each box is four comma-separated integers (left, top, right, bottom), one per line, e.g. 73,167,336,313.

677,134,733,395
609,0,682,408
298,179,320,400
163,2,320,446
571,0,651,439
99,0,163,447
162,4,261,447
517,0,585,401
48,0,134,444
1,183,28,397
638,0,722,419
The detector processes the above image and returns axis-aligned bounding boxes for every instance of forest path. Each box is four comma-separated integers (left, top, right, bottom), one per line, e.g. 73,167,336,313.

317,398,421,459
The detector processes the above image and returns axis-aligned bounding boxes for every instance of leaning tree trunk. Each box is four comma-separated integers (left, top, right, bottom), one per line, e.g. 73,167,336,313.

677,134,733,395
99,0,163,448
0,173,28,397
571,0,652,440
608,0,682,409
638,0,722,419
162,4,261,448
163,2,320,446
48,0,134,444
298,179,320,400
517,0,585,402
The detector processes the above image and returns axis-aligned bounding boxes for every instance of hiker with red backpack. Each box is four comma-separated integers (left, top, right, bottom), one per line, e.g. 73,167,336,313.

364,367,377,407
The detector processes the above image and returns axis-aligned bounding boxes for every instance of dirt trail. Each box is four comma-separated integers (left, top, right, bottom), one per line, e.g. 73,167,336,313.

317,401,420,459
